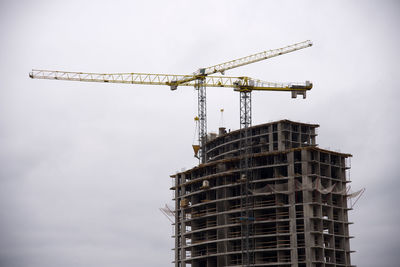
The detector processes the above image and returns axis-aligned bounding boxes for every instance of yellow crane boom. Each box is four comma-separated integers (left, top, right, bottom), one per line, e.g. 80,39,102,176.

29,69,312,92
197,40,312,76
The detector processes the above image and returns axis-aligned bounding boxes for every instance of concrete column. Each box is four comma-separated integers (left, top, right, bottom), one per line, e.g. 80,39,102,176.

269,124,274,151
278,122,285,151
174,174,180,267
301,149,313,267
287,152,298,267
217,185,227,266
180,174,187,267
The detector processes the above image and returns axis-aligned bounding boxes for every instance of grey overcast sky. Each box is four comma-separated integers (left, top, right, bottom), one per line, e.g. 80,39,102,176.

0,0,399,266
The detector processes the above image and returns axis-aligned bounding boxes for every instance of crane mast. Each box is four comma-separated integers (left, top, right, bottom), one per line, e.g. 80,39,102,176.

196,80,207,163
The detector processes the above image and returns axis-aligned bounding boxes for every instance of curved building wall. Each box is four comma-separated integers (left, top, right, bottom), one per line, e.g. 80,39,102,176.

171,120,354,267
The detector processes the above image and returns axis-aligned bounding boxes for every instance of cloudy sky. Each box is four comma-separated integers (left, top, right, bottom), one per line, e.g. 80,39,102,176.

1,0,399,266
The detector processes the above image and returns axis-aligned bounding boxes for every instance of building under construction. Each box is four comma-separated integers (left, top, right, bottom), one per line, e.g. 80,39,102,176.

171,120,354,267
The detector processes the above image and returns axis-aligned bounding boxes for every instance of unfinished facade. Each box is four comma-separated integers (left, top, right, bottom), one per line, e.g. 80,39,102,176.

171,120,354,267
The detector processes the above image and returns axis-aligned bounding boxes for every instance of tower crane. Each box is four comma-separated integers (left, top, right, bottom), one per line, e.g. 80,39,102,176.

30,40,313,267
29,40,313,164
